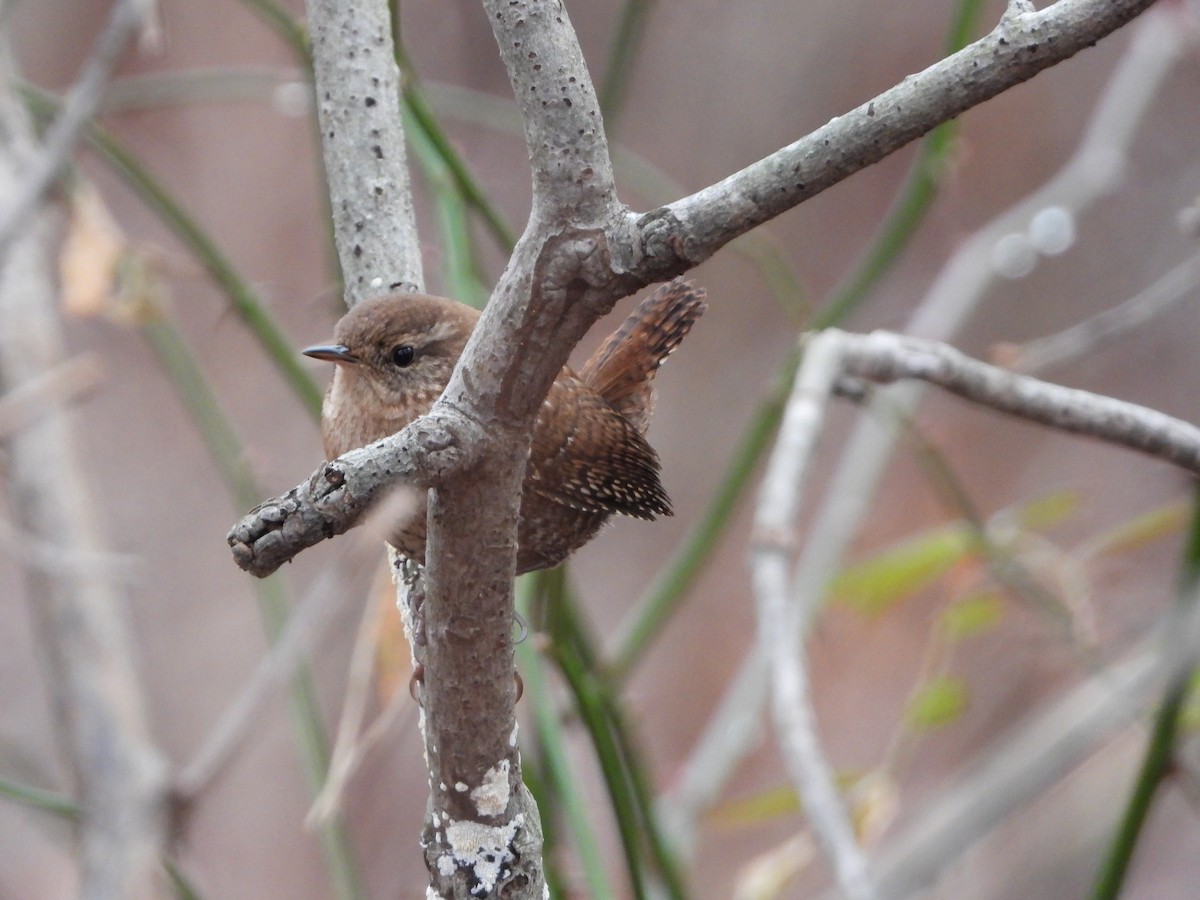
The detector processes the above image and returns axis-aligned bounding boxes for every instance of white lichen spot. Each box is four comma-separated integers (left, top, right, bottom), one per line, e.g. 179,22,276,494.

509,721,519,748
440,814,524,896
455,781,469,792
426,887,447,900
370,276,384,288
470,760,511,817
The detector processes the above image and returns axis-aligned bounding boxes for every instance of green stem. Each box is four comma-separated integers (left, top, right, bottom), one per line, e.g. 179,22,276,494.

598,0,657,135
394,45,518,253
139,314,365,900
1092,486,1200,900
551,634,650,899
550,579,687,899
607,0,985,679
236,0,309,58
407,107,490,306
517,575,617,899
0,777,76,818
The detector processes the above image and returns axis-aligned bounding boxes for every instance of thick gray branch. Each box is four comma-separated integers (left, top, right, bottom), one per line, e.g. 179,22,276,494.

632,0,1162,277
487,0,618,220
305,0,422,300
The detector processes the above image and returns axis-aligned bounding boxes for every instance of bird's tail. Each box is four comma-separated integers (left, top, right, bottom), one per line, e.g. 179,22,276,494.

579,278,707,433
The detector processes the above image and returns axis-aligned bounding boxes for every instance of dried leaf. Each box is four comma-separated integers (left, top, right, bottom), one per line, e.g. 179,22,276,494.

59,184,126,319
732,833,815,900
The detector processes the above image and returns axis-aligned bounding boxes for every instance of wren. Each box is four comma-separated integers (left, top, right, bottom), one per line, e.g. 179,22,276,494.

303,279,706,573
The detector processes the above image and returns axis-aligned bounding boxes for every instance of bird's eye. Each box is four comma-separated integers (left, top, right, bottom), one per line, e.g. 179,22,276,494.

391,345,416,368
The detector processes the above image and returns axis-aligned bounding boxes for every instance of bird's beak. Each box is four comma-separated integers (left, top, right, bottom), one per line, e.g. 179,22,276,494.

302,343,359,365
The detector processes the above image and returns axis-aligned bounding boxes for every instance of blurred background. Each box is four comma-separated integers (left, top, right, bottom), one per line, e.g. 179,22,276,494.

2,0,1199,897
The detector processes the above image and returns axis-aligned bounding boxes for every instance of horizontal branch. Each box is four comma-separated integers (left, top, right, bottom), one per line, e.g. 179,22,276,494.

632,0,1161,276
827,329,1200,475
227,410,475,577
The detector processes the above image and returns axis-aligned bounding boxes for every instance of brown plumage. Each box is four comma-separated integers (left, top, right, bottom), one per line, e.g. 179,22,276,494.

305,279,706,573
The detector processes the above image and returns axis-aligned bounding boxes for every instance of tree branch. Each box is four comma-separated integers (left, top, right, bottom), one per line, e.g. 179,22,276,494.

830,329,1200,475
629,0,1162,278
753,335,876,898
229,0,1162,578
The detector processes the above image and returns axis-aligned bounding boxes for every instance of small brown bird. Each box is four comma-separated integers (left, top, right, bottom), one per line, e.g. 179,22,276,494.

303,279,706,573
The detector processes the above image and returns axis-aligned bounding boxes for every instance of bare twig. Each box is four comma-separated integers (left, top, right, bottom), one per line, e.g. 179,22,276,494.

0,48,166,900
661,5,1185,853
833,329,1200,475
175,495,410,799
863,593,1200,898
752,336,876,899
1002,249,1200,374
0,353,104,438
0,0,153,258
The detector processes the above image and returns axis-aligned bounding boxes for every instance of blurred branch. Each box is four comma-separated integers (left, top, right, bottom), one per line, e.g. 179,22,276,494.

137,310,366,900
19,83,326,418
1003,249,1200,375
0,353,103,439
630,0,1163,281
662,3,1186,852
0,0,152,258
863,590,1200,899
175,522,383,800
752,335,876,899
1092,488,1200,899
0,56,167,900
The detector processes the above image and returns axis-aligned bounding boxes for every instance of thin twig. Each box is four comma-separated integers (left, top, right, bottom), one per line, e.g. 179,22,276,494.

0,353,104,439
1002,249,1200,375
174,519,394,800
834,329,1200,475
861,592,1200,899
0,0,153,257
661,4,1185,855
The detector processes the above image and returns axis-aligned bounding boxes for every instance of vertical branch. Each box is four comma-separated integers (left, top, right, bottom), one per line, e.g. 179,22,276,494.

752,333,876,899
0,0,153,257
0,50,167,900
305,0,423,301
